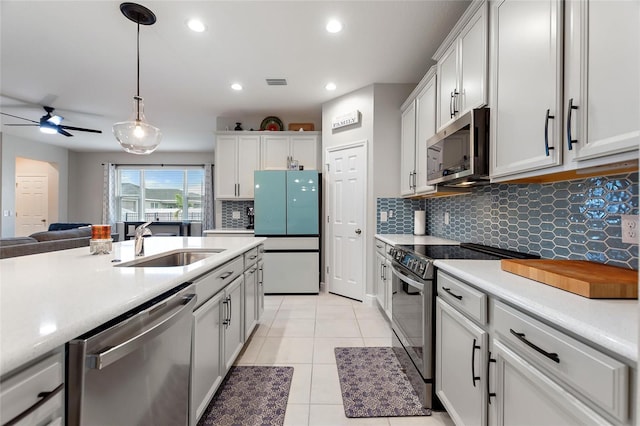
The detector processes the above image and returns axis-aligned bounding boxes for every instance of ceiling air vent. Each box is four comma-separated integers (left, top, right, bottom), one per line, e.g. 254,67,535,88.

266,78,288,86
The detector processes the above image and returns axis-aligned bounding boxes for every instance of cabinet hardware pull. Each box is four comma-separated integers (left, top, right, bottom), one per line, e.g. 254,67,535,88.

227,295,232,326
544,109,555,156
509,329,560,363
442,287,462,300
450,91,455,118
220,271,234,279
4,383,64,426
487,352,496,404
567,98,579,150
471,338,481,387
453,90,460,115
222,298,229,327
249,255,257,260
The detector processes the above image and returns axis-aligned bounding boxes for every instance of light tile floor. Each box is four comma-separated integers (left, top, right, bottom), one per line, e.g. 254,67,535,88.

235,287,454,426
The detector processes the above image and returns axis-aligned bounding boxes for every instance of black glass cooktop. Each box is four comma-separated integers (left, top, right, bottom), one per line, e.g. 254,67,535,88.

397,243,539,261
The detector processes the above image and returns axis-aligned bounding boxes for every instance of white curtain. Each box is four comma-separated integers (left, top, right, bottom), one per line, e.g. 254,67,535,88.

202,163,214,231
102,163,117,225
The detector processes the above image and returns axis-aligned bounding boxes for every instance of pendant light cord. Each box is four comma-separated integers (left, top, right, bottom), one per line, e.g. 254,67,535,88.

136,21,141,122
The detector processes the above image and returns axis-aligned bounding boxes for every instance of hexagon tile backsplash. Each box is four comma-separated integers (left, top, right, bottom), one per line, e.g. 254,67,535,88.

377,172,638,269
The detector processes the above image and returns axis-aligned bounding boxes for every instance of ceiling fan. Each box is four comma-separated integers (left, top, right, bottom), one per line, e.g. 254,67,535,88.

0,106,102,137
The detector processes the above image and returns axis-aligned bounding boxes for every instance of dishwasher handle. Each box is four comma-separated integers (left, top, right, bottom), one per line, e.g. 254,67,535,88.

86,293,196,370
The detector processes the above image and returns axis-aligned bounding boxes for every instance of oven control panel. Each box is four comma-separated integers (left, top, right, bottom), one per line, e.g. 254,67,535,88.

389,247,432,280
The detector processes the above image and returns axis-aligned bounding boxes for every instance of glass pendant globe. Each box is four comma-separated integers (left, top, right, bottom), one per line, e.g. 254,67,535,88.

113,96,162,155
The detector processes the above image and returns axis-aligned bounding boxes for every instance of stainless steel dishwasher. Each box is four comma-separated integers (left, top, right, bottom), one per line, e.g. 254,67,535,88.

67,284,196,426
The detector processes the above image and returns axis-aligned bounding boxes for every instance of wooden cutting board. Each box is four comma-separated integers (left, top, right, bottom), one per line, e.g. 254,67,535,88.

501,259,638,299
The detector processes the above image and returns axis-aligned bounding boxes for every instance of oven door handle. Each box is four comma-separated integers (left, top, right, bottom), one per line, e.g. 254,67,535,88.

391,265,425,292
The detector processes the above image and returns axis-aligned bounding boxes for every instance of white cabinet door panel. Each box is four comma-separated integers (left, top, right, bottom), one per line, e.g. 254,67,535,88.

437,43,459,130
570,0,639,160
192,292,224,424
290,135,319,170
436,298,487,426
415,75,437,195
459,3,488,113
490,0,563,178
261,136,290,170
493,340,610,426
400,101,416,196
215,136,238,199
237,135,260,198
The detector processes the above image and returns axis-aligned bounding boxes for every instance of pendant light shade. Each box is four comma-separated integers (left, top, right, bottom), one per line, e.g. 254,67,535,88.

113,2,161,155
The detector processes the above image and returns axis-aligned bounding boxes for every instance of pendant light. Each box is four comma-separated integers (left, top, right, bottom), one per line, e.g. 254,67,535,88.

113,2,162,154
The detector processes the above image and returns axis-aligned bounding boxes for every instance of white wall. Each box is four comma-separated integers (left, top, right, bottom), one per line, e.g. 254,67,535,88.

68,150,214,224
321,83,414,299
1,133,70,237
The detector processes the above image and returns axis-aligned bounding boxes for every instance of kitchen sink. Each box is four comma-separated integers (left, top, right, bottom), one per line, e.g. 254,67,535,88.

115,249,224,267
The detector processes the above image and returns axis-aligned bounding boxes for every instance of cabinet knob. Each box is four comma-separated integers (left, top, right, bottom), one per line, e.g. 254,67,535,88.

355,228,362,235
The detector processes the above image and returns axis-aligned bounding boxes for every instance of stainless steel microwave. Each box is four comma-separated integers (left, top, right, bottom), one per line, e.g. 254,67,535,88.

426,108,490,187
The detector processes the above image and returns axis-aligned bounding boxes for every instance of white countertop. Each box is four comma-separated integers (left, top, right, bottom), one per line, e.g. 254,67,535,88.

375,234,459,246
203,229,254,234
435,260,638,365
0,236,265,377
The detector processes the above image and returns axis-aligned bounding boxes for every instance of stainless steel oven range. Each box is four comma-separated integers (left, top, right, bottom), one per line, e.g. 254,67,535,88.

388,243,539,410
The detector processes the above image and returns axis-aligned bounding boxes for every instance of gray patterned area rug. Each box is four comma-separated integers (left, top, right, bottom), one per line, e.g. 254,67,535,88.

197,366,293,426
334,347,431,418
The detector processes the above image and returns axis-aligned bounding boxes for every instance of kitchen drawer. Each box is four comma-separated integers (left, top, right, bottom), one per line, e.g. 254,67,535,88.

493,300,628,422
1,351,64,426
375,239,387,257
244,247,259,268
437,271,487,325
193,256,244,309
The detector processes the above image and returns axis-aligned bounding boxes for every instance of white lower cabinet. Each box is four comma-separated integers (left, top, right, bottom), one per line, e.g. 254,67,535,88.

244,263,258,338
436,297,487,426
374,240,391,319
436,271,632,426
257,258,264,319
222,276,244,373
491,340,609,426
190,246,263,425
0,350,64,426
191,291,224,423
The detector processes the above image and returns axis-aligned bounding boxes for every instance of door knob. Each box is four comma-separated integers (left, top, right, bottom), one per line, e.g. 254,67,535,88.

355,229,362,235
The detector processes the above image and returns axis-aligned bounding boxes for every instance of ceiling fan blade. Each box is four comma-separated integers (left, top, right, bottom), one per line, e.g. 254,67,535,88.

59,125,102,134
57,128,73,137
4,123,39,126
0,112,39,123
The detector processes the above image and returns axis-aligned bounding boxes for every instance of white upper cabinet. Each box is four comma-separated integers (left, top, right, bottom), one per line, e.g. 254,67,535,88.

565,0,639,161
261,133,320,171
400,100,417,196
490,0,639,181
489,0,564,179
215,134,260,199
435,0,488,131
401,67,438,197
415,73,438,194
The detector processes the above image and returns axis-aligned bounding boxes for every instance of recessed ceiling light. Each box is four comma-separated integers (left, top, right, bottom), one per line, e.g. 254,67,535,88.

231,83,243,91
325,82,337,91
187,19,206,33
326,19,343,33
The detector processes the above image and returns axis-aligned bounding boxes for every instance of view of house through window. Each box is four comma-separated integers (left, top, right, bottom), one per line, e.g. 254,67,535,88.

116,167,205,222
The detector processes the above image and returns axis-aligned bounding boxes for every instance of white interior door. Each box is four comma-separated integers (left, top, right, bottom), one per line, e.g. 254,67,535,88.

326,142,366,301
15,175,48,236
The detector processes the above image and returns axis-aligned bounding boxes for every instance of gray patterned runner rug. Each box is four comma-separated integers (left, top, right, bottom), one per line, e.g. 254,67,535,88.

197,366,293,426
334,347,431,418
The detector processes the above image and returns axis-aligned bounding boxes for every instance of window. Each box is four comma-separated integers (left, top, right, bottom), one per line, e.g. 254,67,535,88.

116,167,205,222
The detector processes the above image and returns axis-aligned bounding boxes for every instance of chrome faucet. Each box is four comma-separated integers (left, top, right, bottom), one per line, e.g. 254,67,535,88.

134,222,153,256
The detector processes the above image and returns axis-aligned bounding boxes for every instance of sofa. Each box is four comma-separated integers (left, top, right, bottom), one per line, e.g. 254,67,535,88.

0,226,118,259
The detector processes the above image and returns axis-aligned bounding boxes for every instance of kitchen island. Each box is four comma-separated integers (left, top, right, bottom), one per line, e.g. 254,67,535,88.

0,235,265,378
